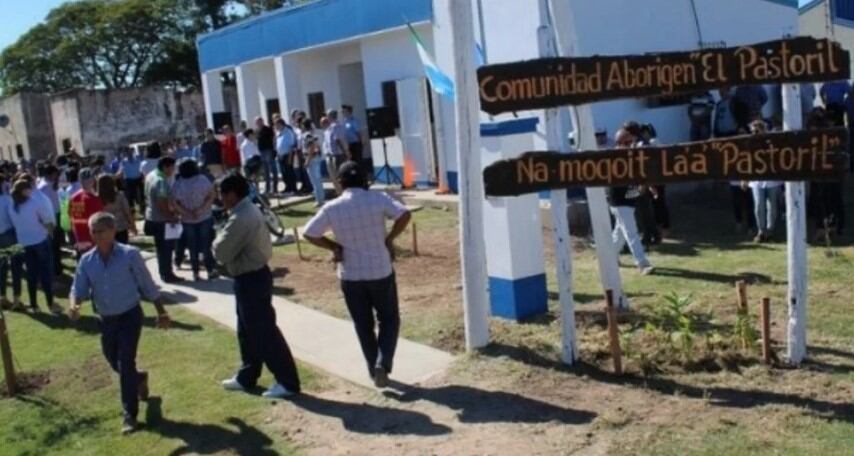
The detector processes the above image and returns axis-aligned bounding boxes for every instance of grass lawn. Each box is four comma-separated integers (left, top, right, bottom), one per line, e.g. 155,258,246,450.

0,302,320,456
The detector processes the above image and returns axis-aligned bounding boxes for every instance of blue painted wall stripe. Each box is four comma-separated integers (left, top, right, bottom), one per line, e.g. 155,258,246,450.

197,0,433,72
480,117,540,137
488,274,548,321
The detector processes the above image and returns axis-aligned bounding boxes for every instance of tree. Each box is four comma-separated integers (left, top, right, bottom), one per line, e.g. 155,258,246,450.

0,0,197,94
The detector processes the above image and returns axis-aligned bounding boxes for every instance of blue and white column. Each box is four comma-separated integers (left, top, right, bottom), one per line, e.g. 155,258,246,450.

482,117,548,320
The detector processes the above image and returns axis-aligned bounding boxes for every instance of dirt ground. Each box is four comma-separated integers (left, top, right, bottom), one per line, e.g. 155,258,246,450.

268,193,854,455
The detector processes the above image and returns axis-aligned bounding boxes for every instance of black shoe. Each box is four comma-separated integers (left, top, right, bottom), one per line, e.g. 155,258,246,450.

373,366,389,388
121,416,138,435
163,275,185,284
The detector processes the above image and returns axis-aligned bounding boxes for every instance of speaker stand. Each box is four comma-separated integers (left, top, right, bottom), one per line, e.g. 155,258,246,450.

374,137,403,186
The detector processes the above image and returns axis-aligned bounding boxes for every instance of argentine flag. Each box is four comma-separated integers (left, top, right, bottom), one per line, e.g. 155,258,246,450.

407,23,456,100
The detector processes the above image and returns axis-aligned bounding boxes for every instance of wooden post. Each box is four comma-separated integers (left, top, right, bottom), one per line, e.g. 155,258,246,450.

539,0,577,365
449,0,490,350
293,227,305,261
782,83,808,366
761,297,772,365
548,0,628,310
411,222,419,257
736,280,748,313
605,289,623,375
0,311,16,396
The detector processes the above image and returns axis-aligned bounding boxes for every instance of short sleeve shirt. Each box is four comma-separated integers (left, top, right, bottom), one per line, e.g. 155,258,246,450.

303,189,408,281
69,190,104,248
145,171,172,222
172,175,213,224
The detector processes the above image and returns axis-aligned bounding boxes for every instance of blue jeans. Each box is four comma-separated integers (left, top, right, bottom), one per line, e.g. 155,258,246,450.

99,305,144,420
261,149,278,194
183,218,216,274
23,239,54,309
752,186,782,234
307,157,325,205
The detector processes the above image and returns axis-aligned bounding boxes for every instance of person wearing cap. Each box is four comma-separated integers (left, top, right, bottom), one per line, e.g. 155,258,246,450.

69,167,105,255
303,162,411,388
214,173,301,399
70,211,170,434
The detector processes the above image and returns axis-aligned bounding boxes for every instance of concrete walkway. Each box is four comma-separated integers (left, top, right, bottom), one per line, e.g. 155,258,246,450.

143,255,454,389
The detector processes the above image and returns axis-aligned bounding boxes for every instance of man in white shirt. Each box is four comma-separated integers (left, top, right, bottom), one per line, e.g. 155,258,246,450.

240,129,261,179
303,162,411,388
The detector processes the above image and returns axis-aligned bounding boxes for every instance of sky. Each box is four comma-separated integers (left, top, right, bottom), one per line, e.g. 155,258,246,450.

1,0,817,53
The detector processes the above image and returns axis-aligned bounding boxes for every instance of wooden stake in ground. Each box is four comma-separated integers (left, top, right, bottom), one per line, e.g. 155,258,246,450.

411,222,419,257
293,227,305,261
605,289,623,375
539,0,577,365
736,280,748,313
782,82,808,366
0,310,16,396
761,297,772,365
449,0,490,350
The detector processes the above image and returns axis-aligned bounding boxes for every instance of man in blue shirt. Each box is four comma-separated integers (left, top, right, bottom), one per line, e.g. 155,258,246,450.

341,105,365,168
118,148,144,212
275,118,297,195
70,211,170,434
821,80,851,127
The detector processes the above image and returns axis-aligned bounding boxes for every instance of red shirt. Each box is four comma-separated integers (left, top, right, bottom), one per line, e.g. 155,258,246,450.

221,135,240,168
69,190,104,251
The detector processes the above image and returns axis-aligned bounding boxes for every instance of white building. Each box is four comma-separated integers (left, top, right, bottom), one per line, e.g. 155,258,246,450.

800,0,854,76
197,0,800,192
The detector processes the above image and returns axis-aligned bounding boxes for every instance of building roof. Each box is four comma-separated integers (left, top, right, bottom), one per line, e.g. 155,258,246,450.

196,0,433,73
800,0,826,14
799,0,854,28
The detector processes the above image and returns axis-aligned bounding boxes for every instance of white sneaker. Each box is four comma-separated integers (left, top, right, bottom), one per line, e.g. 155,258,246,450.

261,383,297,399
641,266,655,276
221,377,245,392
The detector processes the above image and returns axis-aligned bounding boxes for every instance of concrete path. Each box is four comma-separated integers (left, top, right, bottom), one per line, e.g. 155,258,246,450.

143,255,455,389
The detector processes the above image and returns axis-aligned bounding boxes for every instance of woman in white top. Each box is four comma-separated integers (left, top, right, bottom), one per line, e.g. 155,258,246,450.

240,129,261,178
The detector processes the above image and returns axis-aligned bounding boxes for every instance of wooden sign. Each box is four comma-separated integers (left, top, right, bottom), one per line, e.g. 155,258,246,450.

483,128,849,197
478,37,850,115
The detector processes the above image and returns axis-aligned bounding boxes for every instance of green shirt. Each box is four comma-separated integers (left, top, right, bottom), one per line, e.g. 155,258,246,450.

213,197,272,276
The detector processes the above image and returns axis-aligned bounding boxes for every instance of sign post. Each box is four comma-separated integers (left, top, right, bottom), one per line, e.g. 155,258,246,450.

548,0,628,310
450,0,490,350
539,0,577,364
782,83,808,366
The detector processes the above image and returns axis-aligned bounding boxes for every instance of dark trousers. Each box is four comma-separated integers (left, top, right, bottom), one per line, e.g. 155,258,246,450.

52,214,63,275
635,193,660,245
184,218,216,274
124,178,144,211
234,266,300,392
23,239,53,309
731,185,756,228
261,149,278,194
0,228,21,299
278,155,297,193
144,221,175,280
652,185,670,230
99,305,144,420
811,181,846,233
341,273,400,376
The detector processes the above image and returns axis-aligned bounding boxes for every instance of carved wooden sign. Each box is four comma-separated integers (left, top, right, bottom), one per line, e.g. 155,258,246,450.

483,128,849,197
478,37,850,115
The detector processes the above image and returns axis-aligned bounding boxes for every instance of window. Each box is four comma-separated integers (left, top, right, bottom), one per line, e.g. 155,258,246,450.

307,92,325,124
837,0,854,21
15,144,23,160
62,138,72,153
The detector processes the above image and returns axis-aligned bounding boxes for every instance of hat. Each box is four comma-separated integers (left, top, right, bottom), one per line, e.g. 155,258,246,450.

79,167,94,181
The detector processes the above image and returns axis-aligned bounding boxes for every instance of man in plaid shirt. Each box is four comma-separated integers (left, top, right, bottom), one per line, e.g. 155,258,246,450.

303,161,411,388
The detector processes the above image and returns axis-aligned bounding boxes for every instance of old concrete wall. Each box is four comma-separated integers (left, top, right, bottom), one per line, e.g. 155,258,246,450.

55,88,206,158
51,92,84,156
0,93,54,161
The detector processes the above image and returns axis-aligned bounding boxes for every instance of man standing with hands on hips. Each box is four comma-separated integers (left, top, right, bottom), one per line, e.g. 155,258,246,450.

214,173,301,399
69,212,170,435
303,162,411,387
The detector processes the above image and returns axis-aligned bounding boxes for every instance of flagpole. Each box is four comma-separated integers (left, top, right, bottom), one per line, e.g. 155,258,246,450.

449,0,490,350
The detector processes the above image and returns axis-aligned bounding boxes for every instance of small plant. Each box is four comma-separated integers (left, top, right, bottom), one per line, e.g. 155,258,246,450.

644,292,700,361
733,311,759,350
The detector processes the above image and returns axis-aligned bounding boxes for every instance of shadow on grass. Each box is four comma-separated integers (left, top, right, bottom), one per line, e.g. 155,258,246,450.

383,381,596,425
144,397,278,456
19,310,203,334
810,345,854,360
481,343,854,424
291,394,452,436
650,267,779,285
